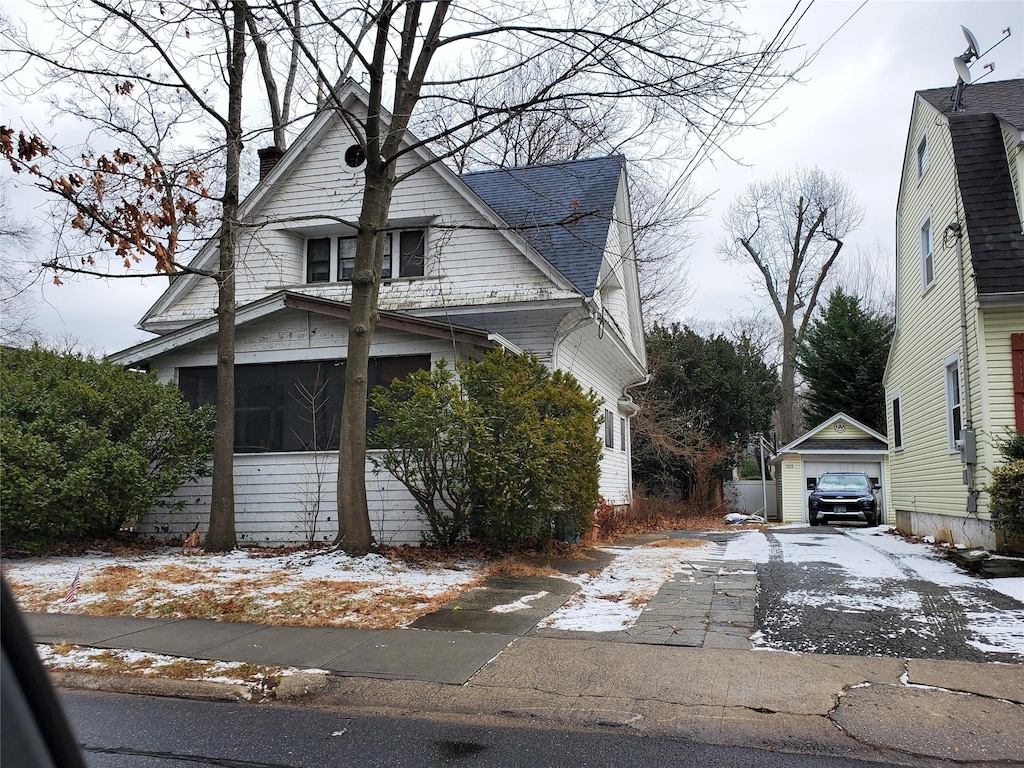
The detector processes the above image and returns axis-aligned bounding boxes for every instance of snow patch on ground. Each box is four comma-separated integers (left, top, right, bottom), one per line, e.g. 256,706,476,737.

3,548,482,628
723,530,769,564
539,542,719,632
490,592,549,614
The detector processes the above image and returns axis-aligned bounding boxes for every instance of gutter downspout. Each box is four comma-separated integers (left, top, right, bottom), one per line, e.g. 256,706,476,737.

951,222,977,512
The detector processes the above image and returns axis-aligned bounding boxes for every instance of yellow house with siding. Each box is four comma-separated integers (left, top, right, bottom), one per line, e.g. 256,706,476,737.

883,78,1024,550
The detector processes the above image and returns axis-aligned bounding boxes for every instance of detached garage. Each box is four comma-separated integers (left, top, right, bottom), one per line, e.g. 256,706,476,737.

771,413,890,525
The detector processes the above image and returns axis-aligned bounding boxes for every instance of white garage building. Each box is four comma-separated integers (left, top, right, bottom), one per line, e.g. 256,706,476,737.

771,413,890,525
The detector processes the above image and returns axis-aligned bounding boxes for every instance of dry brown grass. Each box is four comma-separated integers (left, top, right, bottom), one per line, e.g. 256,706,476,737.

86,565,143,594
42,643,281,685
649,538,706,549
598,490,777,539
485,556,560,578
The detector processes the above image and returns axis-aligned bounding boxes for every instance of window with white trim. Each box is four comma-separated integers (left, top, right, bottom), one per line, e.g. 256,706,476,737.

920,217,934,288
620,417,627,452
916,135,928,179
604,409,614,449
891,393,903,449
305,229,426,283
945,359,962,450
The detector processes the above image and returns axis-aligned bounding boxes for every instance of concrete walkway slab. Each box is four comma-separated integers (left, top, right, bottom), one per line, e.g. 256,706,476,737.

100,618,264,655
25,613,179,645
210,626,383,669
324,629,515,684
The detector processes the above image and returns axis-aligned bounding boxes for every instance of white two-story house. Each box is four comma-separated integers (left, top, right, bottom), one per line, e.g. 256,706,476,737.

884,78,1024,550
109,84,648,546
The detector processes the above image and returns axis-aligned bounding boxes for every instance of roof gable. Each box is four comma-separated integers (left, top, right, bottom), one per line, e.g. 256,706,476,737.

779,412,887,453
461,156,625,295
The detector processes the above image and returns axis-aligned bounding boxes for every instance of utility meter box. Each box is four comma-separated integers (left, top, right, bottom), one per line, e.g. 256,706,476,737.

959,429,976,464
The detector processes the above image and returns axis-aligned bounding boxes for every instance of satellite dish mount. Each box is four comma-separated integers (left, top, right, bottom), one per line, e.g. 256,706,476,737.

951,24,1013,111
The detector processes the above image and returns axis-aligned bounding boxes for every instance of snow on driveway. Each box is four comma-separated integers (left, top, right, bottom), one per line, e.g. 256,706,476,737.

539,539,720,631
728,526,1024,658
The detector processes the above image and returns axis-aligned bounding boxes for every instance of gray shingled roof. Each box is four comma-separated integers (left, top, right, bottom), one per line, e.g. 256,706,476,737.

917,78,1024,296
918,78,1024,130
461,156,625,294
948,113,1024,295
796,438,887,452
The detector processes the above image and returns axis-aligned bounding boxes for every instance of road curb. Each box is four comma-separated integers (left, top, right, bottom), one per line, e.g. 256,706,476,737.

50,670,253,702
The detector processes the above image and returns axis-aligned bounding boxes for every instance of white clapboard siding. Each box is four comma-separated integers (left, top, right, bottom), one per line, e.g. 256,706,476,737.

148,114,567,329
140,452,429,546
554,314,639,506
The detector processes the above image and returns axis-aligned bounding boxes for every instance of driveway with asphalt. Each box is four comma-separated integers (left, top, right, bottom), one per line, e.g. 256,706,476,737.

731,524,1024,664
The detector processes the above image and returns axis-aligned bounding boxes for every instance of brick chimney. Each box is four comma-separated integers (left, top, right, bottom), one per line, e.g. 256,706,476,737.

257,146,285,181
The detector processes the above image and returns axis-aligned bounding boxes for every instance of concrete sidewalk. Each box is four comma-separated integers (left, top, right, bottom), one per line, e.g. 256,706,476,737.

27,610,1024,765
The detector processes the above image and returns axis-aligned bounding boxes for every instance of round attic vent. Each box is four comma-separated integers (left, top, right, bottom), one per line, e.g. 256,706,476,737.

343,144,366,169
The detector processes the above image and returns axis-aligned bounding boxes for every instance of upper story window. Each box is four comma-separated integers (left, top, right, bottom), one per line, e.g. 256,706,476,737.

945,358,962,450
920,216,934,289
916,135,928,179
307,229,426,284
306,238,331,283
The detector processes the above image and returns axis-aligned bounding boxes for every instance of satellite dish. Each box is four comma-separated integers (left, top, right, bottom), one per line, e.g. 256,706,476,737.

954,55,972,84
961,25,981,59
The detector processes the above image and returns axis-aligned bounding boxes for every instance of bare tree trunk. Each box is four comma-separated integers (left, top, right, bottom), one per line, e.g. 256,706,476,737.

779,318,798,445
207,0,247,552
335,170,394,553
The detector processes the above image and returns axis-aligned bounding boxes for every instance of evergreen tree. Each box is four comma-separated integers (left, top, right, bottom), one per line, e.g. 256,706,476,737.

796,289,894,434
633,325,779,506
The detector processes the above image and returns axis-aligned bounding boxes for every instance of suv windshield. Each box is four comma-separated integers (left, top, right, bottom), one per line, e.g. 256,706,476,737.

817,474,870,491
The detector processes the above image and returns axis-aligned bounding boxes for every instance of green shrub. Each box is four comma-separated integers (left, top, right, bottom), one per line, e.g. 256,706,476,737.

370,350,602,548
998,429,1024,462
369,361,476,546
0,346,214,552
990,459,1024,541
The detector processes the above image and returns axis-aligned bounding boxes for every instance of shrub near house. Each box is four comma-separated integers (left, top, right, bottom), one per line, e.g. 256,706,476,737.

0,346,214,552
371,351,602,547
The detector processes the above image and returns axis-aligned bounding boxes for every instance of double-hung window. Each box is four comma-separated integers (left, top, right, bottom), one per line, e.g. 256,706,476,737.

604,409,614,449
920,216,934,289
916,135,928,179
946,358,962,450
306,238,331,283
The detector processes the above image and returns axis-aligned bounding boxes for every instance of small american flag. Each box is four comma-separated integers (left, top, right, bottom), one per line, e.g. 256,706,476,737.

62,569,81,605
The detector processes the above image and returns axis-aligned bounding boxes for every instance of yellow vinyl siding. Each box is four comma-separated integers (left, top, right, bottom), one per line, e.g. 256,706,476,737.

973,309,1024,512
887,97,972,519
811,421,873,441
779,454,805,523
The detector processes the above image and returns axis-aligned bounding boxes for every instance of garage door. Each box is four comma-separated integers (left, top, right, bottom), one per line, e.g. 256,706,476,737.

804,460,885,524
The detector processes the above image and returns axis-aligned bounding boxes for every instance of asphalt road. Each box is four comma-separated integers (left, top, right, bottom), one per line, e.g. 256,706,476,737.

754,525,1024,663
62,690,890,768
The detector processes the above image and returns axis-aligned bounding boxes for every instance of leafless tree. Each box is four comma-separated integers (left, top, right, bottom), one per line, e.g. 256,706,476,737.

826,239,895,322
719,166,863,443
0,180,40,346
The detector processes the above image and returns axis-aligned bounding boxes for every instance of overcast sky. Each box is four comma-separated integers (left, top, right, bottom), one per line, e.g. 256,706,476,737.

2,0,1022,354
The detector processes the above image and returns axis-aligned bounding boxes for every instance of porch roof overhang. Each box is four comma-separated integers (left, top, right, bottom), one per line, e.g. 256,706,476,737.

108,291,498,367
